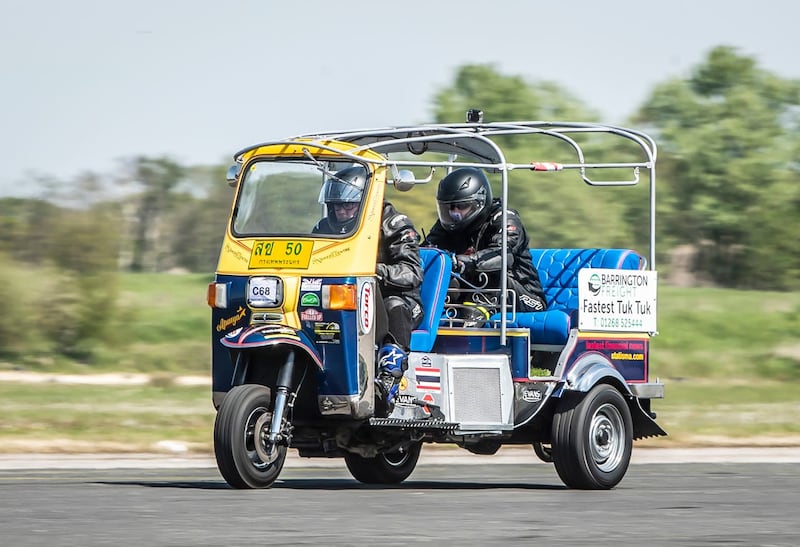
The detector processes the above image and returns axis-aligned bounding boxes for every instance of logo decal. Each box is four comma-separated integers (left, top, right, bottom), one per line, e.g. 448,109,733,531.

588,273,602,295
215,306,247,332
301,293,320,306
301,278,322,291
522,388,543,403
300,309,323,321
358,281,374,334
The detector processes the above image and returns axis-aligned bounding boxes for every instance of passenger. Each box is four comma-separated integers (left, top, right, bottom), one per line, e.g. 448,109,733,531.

313,166,424,413
422,167,546,316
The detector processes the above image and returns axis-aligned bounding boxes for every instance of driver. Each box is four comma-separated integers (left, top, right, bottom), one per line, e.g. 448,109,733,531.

422,166,547,313
313,166,424,414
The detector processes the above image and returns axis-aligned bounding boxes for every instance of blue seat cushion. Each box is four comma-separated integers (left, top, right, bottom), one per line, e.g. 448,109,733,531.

493,248,644,346
410,248,452,352
493,309,572,346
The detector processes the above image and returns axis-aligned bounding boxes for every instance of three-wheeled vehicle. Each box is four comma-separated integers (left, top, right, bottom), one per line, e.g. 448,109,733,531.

207,112,666,489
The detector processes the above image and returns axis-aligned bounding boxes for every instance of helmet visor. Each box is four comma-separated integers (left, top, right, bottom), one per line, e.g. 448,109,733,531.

436,199,481,231
319,176,363,204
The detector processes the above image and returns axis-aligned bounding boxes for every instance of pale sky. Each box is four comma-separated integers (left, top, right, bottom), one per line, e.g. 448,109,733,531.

1,0,797,196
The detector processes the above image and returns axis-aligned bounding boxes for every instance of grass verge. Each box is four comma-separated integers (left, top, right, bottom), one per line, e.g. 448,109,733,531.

1,379,797,454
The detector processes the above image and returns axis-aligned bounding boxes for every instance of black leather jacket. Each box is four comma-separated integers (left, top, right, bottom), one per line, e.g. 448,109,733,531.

375,202,423,314
423,200,546,308
313,202,423,313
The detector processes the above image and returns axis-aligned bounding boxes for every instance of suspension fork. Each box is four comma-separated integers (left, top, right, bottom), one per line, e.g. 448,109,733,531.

267,351,295,446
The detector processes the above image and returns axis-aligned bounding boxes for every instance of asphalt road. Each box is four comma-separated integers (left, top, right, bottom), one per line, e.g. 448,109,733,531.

1,449,799,546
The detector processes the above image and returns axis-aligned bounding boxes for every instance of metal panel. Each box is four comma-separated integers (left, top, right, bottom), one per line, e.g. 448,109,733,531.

446,354,514,431
452,367,502,423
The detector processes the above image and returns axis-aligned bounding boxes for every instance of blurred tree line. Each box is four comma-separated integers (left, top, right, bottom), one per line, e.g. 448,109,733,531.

1,46,798,363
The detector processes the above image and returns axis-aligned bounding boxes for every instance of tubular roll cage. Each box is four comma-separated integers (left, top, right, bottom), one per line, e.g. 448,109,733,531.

233,121,658,345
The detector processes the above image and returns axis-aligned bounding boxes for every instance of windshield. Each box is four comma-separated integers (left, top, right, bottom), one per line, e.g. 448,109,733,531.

231,160,369,237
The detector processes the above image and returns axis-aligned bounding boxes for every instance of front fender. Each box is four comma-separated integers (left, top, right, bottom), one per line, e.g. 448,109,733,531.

563,352,630,395
222,324,322,369
557,351,667,440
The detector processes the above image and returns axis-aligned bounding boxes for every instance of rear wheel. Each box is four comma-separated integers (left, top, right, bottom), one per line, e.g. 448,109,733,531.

551,384,632,489
214,384,287,489
344,442,422,484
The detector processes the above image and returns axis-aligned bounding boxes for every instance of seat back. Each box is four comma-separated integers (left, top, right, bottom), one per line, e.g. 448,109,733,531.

409,248,453,352
530,248,645,311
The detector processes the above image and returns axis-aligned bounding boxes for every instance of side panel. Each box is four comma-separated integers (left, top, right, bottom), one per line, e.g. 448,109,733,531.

564,332,650,383
392,352,514,431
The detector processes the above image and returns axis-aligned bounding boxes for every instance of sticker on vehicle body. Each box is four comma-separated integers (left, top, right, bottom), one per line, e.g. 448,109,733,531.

415,367,441,392
300,309,323,322
521,387,543,403
578,268,657,332
395,394,416,407
301,278,322,291
215,306,247,332
421,392,435,415
358,281,374,334
313,321,341,344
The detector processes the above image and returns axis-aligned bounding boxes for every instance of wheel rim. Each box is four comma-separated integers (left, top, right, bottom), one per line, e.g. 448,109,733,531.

589,402,625,472
243,406,279,469
383,447,412,468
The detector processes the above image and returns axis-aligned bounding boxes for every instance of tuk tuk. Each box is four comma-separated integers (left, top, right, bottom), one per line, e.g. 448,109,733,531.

207,112,666,489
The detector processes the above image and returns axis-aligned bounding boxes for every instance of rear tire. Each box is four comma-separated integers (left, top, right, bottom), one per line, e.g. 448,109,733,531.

551,384,632,489
344,442,422,484
214,384,287,489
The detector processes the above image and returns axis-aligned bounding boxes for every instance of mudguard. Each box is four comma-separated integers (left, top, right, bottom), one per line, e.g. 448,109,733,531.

558,353,667,440
221,324,322,369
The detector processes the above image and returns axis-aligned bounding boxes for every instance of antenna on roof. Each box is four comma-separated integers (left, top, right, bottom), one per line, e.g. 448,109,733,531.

466,109,483,123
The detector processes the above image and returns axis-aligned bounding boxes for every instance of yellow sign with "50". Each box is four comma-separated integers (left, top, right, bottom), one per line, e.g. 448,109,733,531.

249,240,313,269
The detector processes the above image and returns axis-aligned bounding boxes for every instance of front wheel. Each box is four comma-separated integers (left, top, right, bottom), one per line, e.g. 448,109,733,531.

551,384,632,489
214,384,287,489
344,442,422,484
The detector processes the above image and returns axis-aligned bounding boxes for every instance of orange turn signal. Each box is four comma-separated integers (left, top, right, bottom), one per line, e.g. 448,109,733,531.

207,282,228,308
322,284,357,310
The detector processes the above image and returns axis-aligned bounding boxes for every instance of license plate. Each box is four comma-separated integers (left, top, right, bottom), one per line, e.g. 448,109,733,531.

249,240,313,269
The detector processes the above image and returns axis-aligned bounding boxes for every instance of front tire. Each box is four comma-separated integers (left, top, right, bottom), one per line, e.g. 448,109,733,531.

551,384,632,489
344,442,422,484
214,384,287,489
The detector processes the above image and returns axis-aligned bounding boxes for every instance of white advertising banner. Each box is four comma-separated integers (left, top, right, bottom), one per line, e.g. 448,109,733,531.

577,269,658,332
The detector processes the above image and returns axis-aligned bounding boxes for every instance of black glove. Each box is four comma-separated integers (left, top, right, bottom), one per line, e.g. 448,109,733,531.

452,254,474,275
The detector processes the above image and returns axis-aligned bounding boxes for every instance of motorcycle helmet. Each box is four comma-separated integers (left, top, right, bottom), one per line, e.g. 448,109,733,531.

320,165,368,233
435,167,492,232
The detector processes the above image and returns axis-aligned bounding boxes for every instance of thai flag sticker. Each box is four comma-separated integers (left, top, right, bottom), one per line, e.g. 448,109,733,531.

415,367,441,392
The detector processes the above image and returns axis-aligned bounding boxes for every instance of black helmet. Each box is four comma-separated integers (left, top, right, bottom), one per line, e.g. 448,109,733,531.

435,167,492,232
320,165,368,233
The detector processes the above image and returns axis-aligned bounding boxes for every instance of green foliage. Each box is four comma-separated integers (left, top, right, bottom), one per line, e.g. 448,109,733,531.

0,253,33,356
635,46,800,288
127,156,186,272
1,46,799,320
0,382,215,451
653,381,800,444
651,287,800,381
170,165,233,272
434,64,600,123
428,63,644,250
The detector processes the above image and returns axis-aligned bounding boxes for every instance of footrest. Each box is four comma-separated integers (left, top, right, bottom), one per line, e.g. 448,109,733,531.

368,417,459,431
